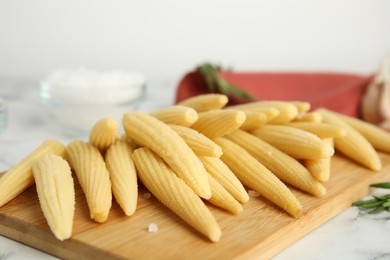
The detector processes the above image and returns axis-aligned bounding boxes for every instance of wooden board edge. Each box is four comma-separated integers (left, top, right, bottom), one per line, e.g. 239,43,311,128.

0,224,82,260
239,168,390,259
0,218,124,260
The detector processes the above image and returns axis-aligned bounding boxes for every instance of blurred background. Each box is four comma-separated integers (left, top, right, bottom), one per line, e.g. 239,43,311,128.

0,0,389,83
0,1,389,258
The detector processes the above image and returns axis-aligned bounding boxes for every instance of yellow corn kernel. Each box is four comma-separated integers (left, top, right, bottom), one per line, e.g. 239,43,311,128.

0,140,66,208
105,140,138,216
169,124,222,157
177,94,229,112
251,125,334,160
207,175,243,214
291,101,311,113
287,122,347,139
293,112,323,123
214,137,302,217
32,154,75,241
190,110,246,138
199,156,249,203
317,108,382,171
227,101,299,124
226,130,326,196
122,112,211,199
304,138,334,182
66,141,112,223
332,110,390,154
149,105,198,127
132,147,221,242
89,117,119,152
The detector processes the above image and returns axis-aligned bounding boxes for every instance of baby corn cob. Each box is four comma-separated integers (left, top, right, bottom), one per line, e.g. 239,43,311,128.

132,147,222,242
227,130,326,196
32,154,75,241
304,138,333,182
207,175,243,214
149,105,198,127
330,110,390,153
169,124,223,157
67,141,112,223
293,112,322,123
214,137,302,217
227,101,298,124
190,110,246,138
122,112,211,199
258,102,299,124
233,107,280,120
0,140,66,208
199,156,249,203
291,101,311,114
105,140,138,216
177,94,229,112
251,125,335,160
89,117,119,152
317,108,382,171
238,107,280,131
287,122,347,139
239,111,268,131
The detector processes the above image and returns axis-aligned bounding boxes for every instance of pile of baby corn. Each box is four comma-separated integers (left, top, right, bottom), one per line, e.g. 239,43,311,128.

1,94,390,243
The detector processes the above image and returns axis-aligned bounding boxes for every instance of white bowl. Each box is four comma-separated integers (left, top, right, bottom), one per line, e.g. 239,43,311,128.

39,68,146,135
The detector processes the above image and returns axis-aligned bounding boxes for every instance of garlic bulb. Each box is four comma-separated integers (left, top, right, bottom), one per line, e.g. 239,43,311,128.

361,55,390,130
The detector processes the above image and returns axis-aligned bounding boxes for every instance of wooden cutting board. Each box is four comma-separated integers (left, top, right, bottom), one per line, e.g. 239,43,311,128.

1,153,390,260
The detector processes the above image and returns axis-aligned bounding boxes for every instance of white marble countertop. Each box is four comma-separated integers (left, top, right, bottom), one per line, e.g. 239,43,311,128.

0,79,389,260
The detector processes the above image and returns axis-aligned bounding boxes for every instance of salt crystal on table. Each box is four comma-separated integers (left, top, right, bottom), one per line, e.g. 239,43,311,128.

142,193,152,199
148,223,158,233
248,190,260,197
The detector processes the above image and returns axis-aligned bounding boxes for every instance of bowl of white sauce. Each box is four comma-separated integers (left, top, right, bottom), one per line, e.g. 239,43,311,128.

39,68,146,135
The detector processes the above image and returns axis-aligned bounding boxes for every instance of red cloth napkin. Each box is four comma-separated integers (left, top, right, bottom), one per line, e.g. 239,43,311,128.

175,71,374,118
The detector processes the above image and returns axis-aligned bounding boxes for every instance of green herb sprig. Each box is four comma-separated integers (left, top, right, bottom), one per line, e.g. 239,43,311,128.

352,182,390,214
197,63,255,100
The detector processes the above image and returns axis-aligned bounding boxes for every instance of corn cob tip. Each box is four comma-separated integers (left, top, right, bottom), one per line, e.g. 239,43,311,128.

312,183,327,197
322,143,335,158
292,210,302,218
235,111,246,125
217,95,228,105
89,117,119,151
199,188,212,200
91,212,110,223
223,203,243,215
208,227,222,242
56,231,72,241
207,175,244,214
186,107,199,122
369,160,382,172
240,192,250,204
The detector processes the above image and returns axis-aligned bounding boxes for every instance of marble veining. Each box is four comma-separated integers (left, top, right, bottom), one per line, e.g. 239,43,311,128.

0,79,389,260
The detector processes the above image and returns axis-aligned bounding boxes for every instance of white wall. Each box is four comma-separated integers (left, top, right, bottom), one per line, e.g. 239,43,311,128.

0,0,389,82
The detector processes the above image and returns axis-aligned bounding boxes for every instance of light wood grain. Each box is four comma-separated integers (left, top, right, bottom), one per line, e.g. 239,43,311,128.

1,153,390,260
